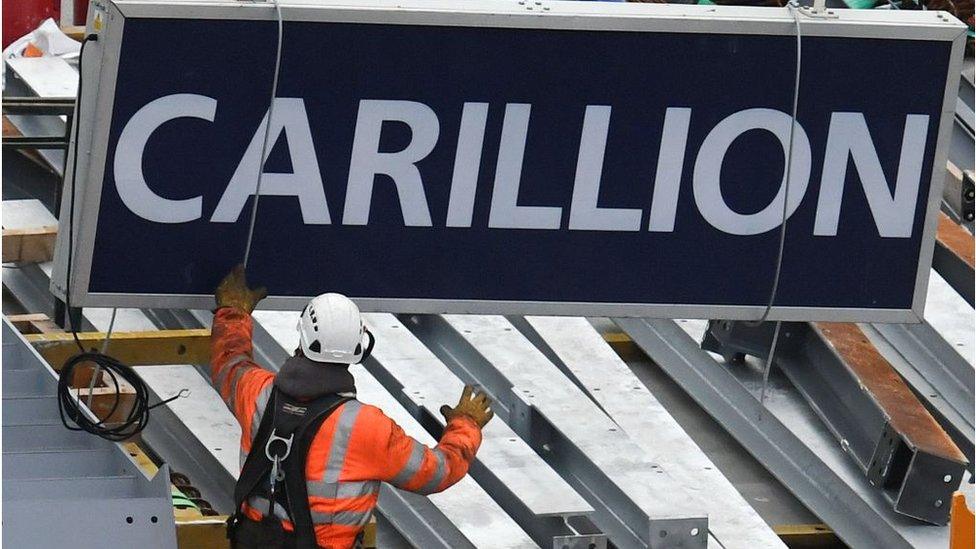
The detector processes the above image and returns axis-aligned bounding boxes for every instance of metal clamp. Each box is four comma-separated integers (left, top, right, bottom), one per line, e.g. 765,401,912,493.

265,430,294,463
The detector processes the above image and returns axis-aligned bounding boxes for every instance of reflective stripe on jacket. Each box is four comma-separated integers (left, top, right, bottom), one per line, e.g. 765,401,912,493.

211,307,482,549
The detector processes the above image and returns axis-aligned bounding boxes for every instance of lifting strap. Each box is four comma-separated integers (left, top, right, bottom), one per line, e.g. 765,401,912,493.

231,388,350,549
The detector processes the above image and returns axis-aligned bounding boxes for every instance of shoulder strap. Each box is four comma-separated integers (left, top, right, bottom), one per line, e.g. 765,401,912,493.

233,388,350,549
234,389,279,510
281,394,350,548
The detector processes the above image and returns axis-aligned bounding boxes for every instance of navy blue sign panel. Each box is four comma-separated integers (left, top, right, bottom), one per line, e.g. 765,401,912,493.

62,4,964,320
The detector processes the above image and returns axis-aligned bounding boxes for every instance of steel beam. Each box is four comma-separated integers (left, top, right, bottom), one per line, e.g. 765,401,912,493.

363,313,601,549
514,315,785,549
952,59,975,173
404,314,708,549
864,321,975,473
702,320,967,525
617,317,936,548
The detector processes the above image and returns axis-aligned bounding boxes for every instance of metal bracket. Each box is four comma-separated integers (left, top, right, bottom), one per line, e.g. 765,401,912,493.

796,5,839,19
516,0,552,12
702,320,967,525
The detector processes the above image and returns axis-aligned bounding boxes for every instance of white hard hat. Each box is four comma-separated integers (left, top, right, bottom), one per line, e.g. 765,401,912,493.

297,293,373,364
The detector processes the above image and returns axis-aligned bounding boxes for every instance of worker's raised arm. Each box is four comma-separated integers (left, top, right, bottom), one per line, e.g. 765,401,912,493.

210,266,272,436
347,386,493,494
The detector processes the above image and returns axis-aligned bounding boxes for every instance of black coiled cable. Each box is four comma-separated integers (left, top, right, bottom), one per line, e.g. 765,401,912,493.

55,35,183,441
57,353,186,441
58,353,149,441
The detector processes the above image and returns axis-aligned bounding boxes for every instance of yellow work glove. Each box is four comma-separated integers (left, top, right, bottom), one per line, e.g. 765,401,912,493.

215,264,268,314
440,385,494,428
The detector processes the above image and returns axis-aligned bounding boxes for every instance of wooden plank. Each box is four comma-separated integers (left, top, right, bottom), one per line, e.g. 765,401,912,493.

26,329,211,369
772,524,841,548
601,331,644,361
176,517,229,549
937,211,975,268
7,313,60,334
2,226,57,263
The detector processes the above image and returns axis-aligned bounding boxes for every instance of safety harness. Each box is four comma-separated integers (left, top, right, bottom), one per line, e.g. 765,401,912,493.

227,388,351,549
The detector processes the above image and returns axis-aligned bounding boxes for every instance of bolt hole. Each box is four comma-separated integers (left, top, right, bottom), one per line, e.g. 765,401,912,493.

126,516,134,524
944,475,953,483
659,529,668,538
690,527,700,536
177,344,187,355
151,516,158,523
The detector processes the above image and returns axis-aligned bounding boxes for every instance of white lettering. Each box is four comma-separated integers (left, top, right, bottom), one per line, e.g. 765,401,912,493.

814,113,928,238
693,108,811,235
647,107,692,232
343,100,439,226
446,103,490,228
488,104,562,230
114,93,215,223
569,106,641,231
211,98,331,224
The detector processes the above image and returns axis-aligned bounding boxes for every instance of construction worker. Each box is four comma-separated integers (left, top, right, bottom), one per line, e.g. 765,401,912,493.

210,265,494,549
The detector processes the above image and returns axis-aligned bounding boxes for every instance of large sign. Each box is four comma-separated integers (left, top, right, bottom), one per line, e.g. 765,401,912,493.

52,0,967,321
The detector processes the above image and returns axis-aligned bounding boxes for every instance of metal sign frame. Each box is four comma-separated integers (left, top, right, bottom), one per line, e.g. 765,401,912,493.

51,0,968,321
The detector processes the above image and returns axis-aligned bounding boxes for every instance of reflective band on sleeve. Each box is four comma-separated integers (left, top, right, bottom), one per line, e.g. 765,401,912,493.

225,365,250,411
417,449,448,495
248,496,291,521
311,509,374,527
308,480,380,500
215,353,250,389
389,441,426,487
250,384,274,444
322,401,363,487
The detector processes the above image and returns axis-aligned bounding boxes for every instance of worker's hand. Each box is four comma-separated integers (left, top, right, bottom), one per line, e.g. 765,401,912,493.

440,385,494,429
215,264,267,314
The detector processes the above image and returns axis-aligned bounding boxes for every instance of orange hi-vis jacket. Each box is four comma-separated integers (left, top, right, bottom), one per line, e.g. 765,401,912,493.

210,307,483,549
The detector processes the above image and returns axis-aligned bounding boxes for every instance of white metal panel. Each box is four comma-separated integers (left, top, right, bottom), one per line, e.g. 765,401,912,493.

364,312,593,518
442,314,709,542
523,315,785,549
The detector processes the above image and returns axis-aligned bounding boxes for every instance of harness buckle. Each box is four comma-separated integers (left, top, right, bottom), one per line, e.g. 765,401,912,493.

265,429,294,463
